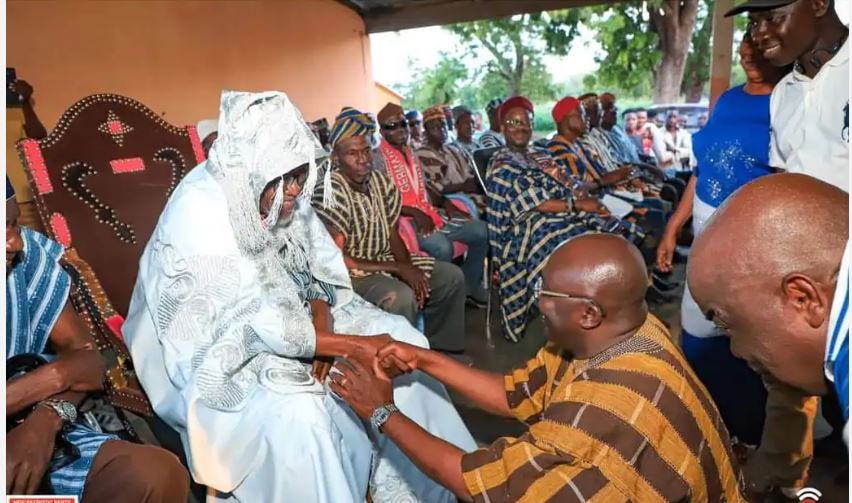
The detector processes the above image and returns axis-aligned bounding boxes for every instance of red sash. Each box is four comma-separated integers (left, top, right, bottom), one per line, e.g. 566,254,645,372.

379,139,444,228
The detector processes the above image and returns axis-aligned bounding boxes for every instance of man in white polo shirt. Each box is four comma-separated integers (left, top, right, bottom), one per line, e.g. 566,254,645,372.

728,0,849,191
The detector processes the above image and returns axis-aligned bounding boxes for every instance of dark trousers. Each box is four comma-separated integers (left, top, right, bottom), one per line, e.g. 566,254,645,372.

351,262,466,352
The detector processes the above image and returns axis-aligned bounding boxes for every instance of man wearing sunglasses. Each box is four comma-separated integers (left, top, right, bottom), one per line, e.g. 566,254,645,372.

727,0,848,191
374,102,490,307
328,233,742,502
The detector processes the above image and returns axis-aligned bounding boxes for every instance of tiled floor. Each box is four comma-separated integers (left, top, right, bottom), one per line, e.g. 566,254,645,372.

457,265,849,501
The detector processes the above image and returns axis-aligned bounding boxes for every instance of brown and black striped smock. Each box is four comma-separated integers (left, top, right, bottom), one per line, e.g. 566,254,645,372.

312,170,434,278
461,314,744,503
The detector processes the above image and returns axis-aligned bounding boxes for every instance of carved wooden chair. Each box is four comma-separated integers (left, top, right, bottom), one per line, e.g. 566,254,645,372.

16,93,205,433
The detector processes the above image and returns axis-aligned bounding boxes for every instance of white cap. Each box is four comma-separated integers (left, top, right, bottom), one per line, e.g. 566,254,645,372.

196,119,218,141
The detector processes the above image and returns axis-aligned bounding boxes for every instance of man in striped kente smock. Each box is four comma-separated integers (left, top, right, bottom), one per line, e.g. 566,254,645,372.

330,233,744,502
487,96,649,342
313,107,468,354
689,173,849,446
5,178,188,501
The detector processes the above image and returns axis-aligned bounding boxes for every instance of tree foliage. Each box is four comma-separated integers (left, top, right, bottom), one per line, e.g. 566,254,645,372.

401,0,739,110
580,0,706,103
681,0,714,101
445,11,581,98
403,53,469,110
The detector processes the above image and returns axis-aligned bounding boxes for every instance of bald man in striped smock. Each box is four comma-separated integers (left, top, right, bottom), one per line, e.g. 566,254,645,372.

331,233,744,502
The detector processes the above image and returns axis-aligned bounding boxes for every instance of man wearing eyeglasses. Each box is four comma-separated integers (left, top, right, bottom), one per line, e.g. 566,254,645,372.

328,233,743,502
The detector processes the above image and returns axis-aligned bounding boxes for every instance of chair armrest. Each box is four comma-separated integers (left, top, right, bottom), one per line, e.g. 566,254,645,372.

61,250,153,417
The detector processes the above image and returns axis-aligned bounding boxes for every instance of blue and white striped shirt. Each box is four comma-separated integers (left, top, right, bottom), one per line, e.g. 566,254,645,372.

6,228,115,498
826,240,850,433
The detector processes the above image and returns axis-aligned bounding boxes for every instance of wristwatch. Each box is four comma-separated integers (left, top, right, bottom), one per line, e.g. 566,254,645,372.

38,399,77,425
370,403,399,432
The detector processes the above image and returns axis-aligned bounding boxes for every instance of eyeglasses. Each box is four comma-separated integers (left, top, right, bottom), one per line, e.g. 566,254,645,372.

532,277,605,315
503,118,531,128
280,169,308,192
382,121,408,131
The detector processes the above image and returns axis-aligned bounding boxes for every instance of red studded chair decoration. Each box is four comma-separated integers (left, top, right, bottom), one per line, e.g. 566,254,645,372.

17,93,206,316
17,94,206,417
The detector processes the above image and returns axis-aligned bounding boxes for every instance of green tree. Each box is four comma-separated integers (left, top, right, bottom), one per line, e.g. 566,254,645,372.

445,11,582,98
400,53,471,110
681,0,714,102
581,0,703,103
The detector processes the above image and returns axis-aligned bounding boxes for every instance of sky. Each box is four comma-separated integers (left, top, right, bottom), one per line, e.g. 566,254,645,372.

370,24,601,90
370,3,850,92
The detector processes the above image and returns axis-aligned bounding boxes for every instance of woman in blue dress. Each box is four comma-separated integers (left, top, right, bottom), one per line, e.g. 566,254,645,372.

656,35,790,445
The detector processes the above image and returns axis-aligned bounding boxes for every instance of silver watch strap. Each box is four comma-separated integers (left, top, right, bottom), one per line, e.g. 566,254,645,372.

38,399,77,424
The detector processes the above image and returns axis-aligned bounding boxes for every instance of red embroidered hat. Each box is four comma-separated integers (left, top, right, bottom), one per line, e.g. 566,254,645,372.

498,96,534,123
551,96,581,125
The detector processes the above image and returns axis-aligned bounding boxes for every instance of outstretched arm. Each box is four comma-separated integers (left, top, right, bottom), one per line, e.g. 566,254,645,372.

378,342,512,418
381,413,471,500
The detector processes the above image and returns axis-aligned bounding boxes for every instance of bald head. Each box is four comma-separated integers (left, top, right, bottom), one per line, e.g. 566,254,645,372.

538,234,649,355
691,174,847,288
688,173,848,395
545,233,648,309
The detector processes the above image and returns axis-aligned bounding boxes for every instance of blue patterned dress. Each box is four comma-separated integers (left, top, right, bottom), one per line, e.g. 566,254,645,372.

6,228,116,498
486,147,607,342
681,84,774,445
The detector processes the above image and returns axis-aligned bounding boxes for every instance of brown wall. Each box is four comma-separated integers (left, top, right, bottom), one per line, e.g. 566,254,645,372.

7,0,373,128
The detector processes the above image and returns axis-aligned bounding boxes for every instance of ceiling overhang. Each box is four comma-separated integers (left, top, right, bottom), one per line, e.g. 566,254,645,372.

338,0,613,33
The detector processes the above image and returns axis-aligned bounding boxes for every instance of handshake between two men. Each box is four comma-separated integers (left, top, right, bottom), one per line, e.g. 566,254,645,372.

328,339,499,503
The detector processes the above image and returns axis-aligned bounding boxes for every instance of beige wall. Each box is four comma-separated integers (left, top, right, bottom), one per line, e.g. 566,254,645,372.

373,81,404,110
7,0,373,128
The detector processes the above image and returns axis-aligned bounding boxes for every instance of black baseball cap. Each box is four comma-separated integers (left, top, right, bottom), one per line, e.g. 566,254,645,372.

725,0,797,17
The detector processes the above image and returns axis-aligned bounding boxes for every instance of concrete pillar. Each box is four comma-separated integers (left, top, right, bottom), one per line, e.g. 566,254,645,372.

709,0,736,112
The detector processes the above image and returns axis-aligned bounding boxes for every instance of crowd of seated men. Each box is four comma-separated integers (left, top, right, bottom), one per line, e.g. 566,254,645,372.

6,1,849,498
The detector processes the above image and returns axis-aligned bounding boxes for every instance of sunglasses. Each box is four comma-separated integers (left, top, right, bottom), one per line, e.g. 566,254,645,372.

382,121,409,131
532,277,605,315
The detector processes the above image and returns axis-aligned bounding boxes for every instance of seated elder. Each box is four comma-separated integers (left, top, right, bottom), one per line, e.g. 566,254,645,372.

123,92,475,502
451,105,481,155
6,179,189,501
373,102,489,306
484,96,610,342
331,234,743,502
313,107,469,356
416,104,485,213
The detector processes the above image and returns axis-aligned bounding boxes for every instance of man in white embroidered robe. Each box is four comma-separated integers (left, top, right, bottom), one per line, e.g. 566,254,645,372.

123,91,475,502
